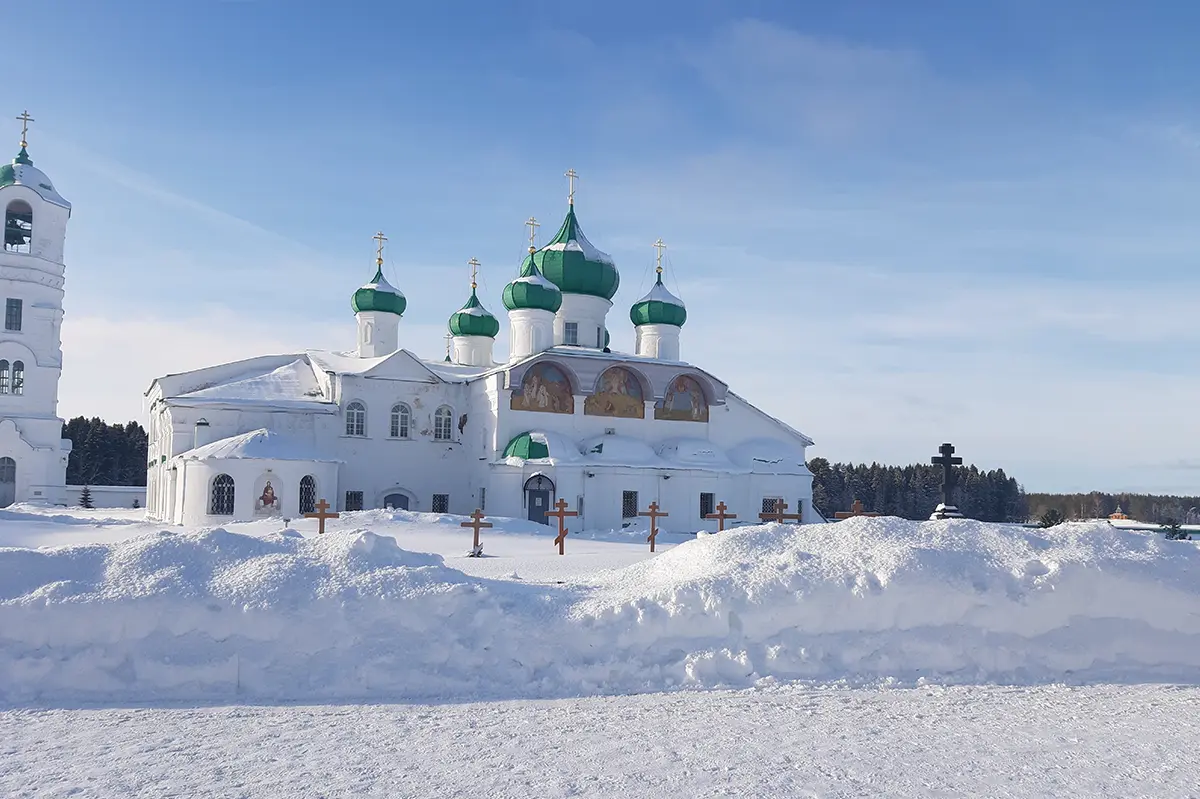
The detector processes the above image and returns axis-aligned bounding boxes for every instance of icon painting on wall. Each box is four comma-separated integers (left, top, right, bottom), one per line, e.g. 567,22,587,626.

654,375,709,422
585,366,645,418
254,478,281,515
511,362,574,414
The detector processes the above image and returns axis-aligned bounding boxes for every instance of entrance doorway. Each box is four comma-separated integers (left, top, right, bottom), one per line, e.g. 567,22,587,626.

0,457,14,508
384,493,410,510
524,474,554,525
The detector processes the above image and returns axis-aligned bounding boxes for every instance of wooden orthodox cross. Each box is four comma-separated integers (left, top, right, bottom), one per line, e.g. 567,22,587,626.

759,499,802,525
835,499,880,519
461,508,492,556
705,501,737,532
639,501,668,552
305,498,339,535
544,497,578,555
932,442,963,504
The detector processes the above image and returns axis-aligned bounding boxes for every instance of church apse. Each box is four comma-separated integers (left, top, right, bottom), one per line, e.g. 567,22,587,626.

585,366,645,419
510,362,574,414
654,374,709,422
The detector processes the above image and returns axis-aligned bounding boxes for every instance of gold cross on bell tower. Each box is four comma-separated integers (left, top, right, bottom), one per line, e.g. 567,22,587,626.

653,238,666,276
525,216,540,252
15,110,33,148
565,168,578,205
468,257,480,289
372,231,387,266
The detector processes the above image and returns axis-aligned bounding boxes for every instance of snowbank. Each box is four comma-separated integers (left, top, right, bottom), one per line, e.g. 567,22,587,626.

2,518,1198,704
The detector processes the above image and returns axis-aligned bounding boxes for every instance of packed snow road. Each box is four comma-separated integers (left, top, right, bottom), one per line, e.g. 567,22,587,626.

3,684,1196,798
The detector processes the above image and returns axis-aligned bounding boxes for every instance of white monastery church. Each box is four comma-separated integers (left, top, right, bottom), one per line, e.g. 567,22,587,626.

145,175,817,531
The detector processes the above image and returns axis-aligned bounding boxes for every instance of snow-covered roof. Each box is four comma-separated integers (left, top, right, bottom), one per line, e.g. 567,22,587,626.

580,434,658,465
727,438,812,475
499,432,763,474
635,279,685,308
177,429,341,463
542,235,614,266
175,358,328,409
656,438,738,470
0,150,70,209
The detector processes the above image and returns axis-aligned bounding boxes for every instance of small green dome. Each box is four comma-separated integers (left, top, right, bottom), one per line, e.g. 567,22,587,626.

528,205,620,300
630,272,686,327
352,267,406,316
503,256,563,313
503,431,550,460
449,288,500,338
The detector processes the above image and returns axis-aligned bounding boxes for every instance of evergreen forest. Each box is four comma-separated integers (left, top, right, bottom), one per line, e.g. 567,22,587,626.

61,417,148,486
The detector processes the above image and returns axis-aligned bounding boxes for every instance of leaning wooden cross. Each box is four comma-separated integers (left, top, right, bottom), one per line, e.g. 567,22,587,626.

705,500,737,532
544,497,578,556
835,499,880,519
639,501,668,552
461,508,492,557
759,500,802,525
305,498,339,535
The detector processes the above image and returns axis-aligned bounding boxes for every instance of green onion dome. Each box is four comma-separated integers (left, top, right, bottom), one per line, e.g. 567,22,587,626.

449,287,500,338
351,266,406,316
526,205,619,300
503,431,550,460
503,255,563,313
630,272,686,327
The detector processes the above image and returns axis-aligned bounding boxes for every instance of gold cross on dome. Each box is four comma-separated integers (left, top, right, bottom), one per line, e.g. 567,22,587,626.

15,110,33,148
373,231,387,265
525,216,540,250
565,168,578,205
653,238,666,274
468,257,480,289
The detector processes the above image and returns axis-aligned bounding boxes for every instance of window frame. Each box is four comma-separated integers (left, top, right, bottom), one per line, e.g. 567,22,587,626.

11,360,23,396
699,492,716,521
390,402,411,439
564,321,579,346
0,360,9,395
433,405,453,441
210,474,235,516
299,475,317,515
431,493,450,513
345,490,364,512
3,202,33,254
345,400,367,437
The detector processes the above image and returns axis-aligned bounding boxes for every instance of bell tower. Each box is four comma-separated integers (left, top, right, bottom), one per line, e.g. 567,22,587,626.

0,111,73,506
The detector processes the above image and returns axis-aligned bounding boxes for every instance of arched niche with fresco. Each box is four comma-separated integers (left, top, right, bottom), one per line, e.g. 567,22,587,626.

584,366,646,419
654,374,710,422
510,362,575,414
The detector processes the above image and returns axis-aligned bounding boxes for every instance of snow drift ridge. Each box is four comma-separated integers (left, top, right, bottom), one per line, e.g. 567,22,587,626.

2,518,1198,704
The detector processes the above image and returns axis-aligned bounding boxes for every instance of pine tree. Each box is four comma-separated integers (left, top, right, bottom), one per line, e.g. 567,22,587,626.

79,485,94,509
1162,520,1188,540
1039,508,1064,528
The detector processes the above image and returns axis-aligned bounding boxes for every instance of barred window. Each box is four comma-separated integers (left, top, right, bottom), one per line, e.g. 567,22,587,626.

479,487,486,512
299,475,316,515
0,360,8,394
434,406,453,441
762,497,783,514
345,401,366,436
390,403,411,438
432,493,449,513
344,490,364,512
700,492,715,520
210,474,235,515
4,298,21,331
622,490,639,519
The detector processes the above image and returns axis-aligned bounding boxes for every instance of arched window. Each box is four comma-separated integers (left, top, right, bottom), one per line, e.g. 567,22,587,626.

4,200,33,253
299,475,316,515
0,360,8,395
434,406,453,441
345,401,366,436
11,361,23,396
210,474,235,515
390,403,411,438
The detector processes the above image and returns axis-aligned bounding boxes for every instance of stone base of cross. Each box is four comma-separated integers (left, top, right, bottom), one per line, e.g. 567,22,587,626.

929,503,964,520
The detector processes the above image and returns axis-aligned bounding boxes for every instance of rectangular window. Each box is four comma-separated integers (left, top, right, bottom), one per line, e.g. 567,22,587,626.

700,492,715,520
596,327,604,348
479,487,486,512
345,491,364,512
432,493,450,514
762,497,783,514
622,490,639,519
5,299,21,332
564,321,578,346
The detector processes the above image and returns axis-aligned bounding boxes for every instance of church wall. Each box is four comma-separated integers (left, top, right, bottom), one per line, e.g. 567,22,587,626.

173,457,338,524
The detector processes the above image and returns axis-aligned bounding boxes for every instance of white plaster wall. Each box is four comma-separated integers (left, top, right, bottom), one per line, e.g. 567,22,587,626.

635,323,681,361
171,457,338,526
507,308,555,360
64,485,146,509
355,310,399,358
452,335,494,367
554,294,611,348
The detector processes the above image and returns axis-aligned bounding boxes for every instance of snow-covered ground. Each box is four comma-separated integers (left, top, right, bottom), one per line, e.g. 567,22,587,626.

2,505,1198,796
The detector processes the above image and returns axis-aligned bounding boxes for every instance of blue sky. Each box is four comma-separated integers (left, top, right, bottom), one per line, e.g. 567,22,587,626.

15,0,1200,493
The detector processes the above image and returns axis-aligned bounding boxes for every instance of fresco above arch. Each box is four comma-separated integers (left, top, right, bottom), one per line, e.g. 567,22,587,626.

585,366,645,419
654,374,709,422
511,362,574,414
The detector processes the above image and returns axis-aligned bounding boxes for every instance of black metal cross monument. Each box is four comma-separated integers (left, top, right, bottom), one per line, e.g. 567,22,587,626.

930,442,965,520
